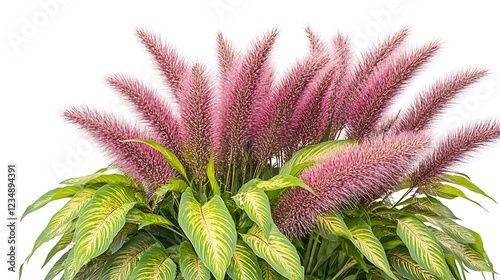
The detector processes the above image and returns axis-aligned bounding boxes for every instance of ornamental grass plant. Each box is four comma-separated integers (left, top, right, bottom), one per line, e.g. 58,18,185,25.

22,27,498,280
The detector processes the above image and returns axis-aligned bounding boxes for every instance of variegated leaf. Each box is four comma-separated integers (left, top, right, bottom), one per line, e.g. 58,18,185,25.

179,241,210,280
227,240,262,280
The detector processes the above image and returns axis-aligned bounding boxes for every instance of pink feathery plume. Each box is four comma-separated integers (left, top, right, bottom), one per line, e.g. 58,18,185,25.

106,75,182,158
216,32,239,88
285,30,333,154
347,42,440,140
273,132,429,238
178,63,216,182
321,33,353,139
62,106,177,192
253,54,329,163
411,120,500,187
136,28,188,98
215,29,278,166
344,29,410,109
305,26,327,54
393,68,488,132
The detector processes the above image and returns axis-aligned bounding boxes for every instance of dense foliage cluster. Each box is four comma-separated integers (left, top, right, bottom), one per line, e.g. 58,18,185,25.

22,28,498,280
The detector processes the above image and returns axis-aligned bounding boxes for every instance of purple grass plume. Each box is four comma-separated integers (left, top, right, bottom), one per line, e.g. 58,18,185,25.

411,120,500,187
273,132,429,238
178,63,216,182
62,106,176,193
393,68,488,132
106,74,182,158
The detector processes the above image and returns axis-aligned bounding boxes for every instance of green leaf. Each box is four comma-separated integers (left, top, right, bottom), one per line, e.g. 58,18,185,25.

59,167,108,185
155,180,189,196
443,174,496,203
423,216,475,244
126,208,175,230
207,146,220,196
443,254,463,280
346,218,395,279
256,174,317,196
429,228,493,273
227,240,262,280
99,233,158,280
27,186,99,263
42,230,74,268
129,244,177,280
259,259,285,280
280,139,354,176
428,184,484,209
87,174,141,190
388,247,438,280
125,139,189,183
316,212,352,240
178,188,237,280
404,196,459,220
179,241,210,280
21,185,81,221
70,182,136,278
241,225,304,280
233,187,273,240
396,216,450,280
44,251,69,280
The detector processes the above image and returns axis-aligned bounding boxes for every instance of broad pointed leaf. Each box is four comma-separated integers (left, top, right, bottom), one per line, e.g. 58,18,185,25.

388,247,438,280
155,180,189,196
316,212,352,239
280,139,354,176
129,244,176,280
70,182,136,278
429,184,484,209
403,196,459,220
347,218,395,279
179,241,210,280
241,225,304,280
397,216,450,280
227,240,262,280
256,174,316,196
87,174,140,190
59,167,108,185
233,187,273,240
42,230,74,267
45,251,69,280
423,216,475,244
99,233,158,280
443,174,496,203
126,208,175,230
178,188,237,280
21,185,81,221
259,259,285,280
206,147,220,196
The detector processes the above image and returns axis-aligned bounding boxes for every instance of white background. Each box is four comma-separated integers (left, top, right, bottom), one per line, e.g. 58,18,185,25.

1,0,500,279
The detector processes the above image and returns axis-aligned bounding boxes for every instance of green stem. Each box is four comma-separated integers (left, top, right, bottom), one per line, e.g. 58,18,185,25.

225,150,234,192
306,237,319,274
303,234,314,271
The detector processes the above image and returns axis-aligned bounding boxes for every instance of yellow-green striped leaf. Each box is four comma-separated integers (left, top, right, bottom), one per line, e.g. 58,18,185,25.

45,251,69,280
126,208,175,230
233,187,273,240
87,174,140,190
397,217,450,280
241,225,303,280
179,241,210,280
155,180,189,196
21,185,81,221
99,233,158,280
423,216,475,244
316,212,352,239
27,186,99,263
227,240,262,280
280,140,354,176
404,196,459,220
259,259,285,280
429,184,484,209
429,228,493,272
129,244,176,280
347,218,395,279
59,167,107,185
178,188,237,280
255,174,316,196
388,247,438,280
42,230,74,267
71,182,136,278
125,139,189,183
